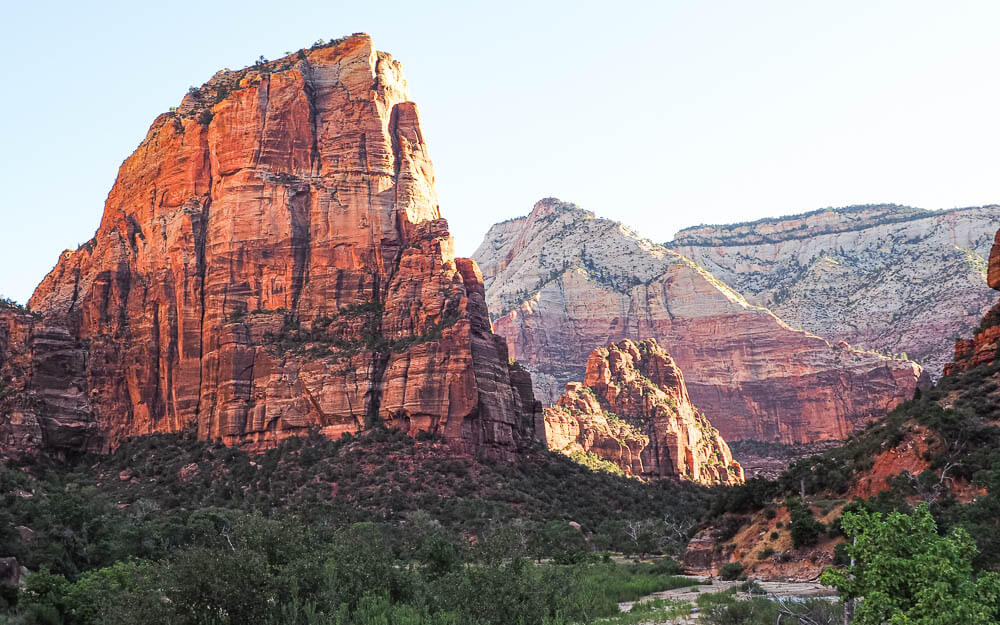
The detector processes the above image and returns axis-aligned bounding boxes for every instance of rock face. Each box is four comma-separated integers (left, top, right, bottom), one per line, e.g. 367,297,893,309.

686,224,1000,581
543,338,743,484
669,204,1000,378
0,305,96,457
9,34,539,458
0,556,24,587
473,198,927,443
0,307,42,455
945,229,1000,375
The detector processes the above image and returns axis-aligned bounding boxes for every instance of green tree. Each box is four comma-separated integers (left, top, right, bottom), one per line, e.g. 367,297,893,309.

530,521,589,564
64,560,174,625
167,547,275,625
15,568,70,624
820,504,1000,625
787,499,824,549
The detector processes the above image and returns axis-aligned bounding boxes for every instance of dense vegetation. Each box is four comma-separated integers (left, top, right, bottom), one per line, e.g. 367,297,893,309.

0,428,710,623
0,299,30,314
822,504,1000,625
3,512,694,625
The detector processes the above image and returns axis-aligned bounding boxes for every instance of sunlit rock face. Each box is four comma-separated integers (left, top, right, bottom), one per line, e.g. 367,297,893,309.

474,199,926,443
543,338,743,485
669,204,1000,379
13,34,539,458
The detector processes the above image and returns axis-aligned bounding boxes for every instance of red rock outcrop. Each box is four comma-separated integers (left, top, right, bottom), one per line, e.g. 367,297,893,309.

0,306,96,457
9,34,539,458
474,199,928,444
0,307,41,455
945,229,1000,375
543,338,743,485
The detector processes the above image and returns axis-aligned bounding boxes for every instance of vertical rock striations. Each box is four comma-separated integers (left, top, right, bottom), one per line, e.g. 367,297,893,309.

0,305,95,457
10,34,539,458
543,339,743,484
474,198,927,443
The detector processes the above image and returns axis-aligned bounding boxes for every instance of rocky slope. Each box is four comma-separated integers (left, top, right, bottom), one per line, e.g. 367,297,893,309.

685,231,1000,579
669,204,1000,377
473,199,927,444
543,338,743,485
4,34,539,459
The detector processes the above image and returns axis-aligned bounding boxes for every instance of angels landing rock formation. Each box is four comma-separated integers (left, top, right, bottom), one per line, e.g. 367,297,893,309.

543,339,743,485
6,34,539,458
669,204,1000,378
473,198,928,444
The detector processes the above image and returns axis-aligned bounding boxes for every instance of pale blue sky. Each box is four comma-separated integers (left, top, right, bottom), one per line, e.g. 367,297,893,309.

2,1,999,304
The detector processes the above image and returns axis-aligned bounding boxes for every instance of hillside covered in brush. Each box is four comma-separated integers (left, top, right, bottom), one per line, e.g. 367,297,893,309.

693,331,1000,579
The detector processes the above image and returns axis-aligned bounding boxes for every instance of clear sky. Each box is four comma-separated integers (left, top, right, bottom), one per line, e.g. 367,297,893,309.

2,0,999,304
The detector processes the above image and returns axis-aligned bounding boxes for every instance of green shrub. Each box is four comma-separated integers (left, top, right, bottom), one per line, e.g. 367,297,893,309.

718,562,744,581
787,499,825,549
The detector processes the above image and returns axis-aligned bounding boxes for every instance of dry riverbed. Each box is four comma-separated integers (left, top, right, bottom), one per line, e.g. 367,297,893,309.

617,575,837,623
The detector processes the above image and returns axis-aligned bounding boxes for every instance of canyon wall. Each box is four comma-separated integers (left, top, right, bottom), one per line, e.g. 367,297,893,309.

669,204,1000,377
685,224,1000,580
5,35,539,458
474,199,927,443
0,306,95,457
944,229,1000,375
543,338,743,485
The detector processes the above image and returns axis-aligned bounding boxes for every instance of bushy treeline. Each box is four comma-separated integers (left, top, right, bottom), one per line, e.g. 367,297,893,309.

0,427,709,623
2,511,691,624
1,427,710,576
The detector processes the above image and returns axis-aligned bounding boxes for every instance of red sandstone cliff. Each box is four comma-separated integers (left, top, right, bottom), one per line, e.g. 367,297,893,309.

0,305,95,456
544,339,743,484
474,199,928,444
945,229,1000,375
7,35,539,458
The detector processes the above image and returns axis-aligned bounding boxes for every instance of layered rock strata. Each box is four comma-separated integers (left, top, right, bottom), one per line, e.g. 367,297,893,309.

543,339,743,484
0,306,95,456
474,198,927,443
7,34,539,458
669,204,1000,377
